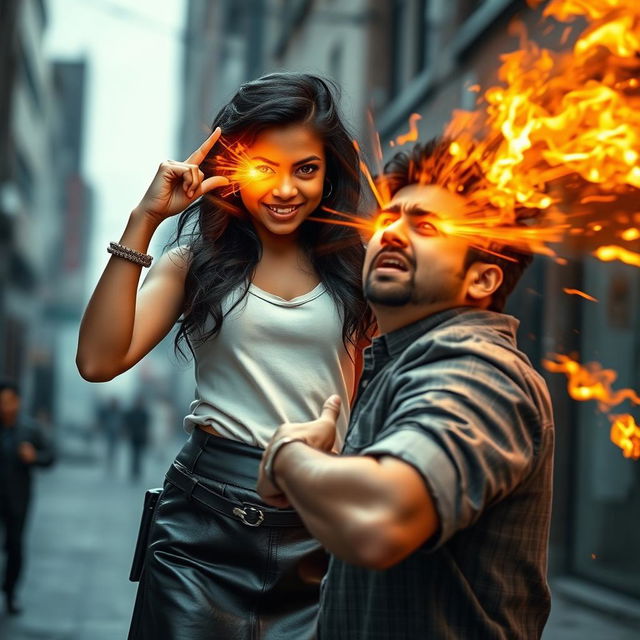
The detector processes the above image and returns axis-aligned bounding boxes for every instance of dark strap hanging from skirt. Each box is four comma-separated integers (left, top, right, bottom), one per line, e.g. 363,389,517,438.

166,461,303,527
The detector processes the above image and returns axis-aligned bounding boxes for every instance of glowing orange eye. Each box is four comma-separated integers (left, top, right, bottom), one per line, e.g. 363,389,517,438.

416,220,438,234
375,213,399,231
254,165,275,175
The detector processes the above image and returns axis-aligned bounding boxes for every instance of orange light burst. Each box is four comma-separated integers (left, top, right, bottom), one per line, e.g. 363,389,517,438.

593,245,640,267
353,140,390,209
308,206,375,235
211,140,272,197
562,288,598,301
390,113,422,147
610,414,640,460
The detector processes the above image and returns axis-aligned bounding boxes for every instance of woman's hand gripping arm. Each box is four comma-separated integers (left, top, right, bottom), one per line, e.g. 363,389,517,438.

76,129,229,382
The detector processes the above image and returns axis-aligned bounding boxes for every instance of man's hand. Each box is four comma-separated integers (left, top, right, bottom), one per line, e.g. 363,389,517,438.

18,441,37,464
257,395,341,506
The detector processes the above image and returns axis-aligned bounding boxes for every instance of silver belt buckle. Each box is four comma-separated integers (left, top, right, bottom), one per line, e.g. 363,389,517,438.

233,504,265,527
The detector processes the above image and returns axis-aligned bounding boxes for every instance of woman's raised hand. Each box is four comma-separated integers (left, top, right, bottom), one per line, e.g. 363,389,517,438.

135,127,230,225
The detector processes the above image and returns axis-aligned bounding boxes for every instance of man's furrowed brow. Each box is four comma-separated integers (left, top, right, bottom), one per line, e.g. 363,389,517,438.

384,203,439,217
404,205,435,218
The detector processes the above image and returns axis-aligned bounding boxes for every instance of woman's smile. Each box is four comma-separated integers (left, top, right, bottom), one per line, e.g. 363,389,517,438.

262,202,304,221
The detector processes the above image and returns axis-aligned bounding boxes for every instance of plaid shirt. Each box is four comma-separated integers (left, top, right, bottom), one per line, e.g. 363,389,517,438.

318,307,554,640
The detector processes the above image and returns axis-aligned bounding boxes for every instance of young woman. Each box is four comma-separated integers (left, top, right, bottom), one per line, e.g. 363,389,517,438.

76,73,372,639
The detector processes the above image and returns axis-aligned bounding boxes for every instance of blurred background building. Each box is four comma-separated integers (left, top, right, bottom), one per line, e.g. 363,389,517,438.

1,0,638,636
0,0,94,432
179,0,640,626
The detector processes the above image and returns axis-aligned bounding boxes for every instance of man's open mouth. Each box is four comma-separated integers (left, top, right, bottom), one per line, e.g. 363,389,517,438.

374,252,411,272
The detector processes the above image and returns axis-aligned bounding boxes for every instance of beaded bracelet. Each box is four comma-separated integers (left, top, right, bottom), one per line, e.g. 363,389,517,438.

107,242,153,268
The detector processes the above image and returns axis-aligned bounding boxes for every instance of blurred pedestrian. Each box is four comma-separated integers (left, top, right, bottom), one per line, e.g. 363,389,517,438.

0,380,55,616
96,397,123,472
124,396,150,482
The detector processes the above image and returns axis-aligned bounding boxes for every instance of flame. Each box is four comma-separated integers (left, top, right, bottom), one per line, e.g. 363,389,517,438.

543,354,640,411
422,0,640,255
343,0,640,275
593,245,640,267
562,288,598,301
543,353,640,458
390,113,422,147
610,414,640,460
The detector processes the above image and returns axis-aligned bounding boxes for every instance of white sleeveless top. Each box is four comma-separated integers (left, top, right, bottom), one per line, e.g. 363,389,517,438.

183,282,355,449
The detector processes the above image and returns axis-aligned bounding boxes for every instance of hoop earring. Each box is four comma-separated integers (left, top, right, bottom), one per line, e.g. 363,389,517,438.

323,179,333,200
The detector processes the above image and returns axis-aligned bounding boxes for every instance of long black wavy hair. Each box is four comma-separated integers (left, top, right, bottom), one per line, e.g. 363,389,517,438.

172,73,373,357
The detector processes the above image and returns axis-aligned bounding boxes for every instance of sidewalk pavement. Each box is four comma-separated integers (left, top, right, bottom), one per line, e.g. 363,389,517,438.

0,435,178,640
1,435,639,639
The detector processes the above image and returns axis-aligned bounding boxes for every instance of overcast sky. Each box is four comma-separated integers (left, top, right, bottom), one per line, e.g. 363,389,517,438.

43,0,187,398
44,0,186,287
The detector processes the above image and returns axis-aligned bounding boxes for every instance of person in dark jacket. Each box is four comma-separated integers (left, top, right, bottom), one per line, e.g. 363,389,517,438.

124,395,150,482
0,380,55,615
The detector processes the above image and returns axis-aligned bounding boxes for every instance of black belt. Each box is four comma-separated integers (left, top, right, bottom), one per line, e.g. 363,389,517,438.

165,462,304,528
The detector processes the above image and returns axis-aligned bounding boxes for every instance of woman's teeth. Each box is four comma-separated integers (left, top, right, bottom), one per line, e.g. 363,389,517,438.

266,205,299,214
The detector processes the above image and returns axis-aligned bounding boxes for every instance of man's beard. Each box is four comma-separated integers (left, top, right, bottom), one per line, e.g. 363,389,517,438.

364,271,454,308
364,277,413,307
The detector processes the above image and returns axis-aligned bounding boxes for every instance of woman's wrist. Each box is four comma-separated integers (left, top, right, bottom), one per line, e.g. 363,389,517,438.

117,207,161,255
129,205,163,231
264,437,308,490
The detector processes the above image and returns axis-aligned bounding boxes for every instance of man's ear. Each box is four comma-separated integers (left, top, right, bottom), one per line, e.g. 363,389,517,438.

465,263,503,304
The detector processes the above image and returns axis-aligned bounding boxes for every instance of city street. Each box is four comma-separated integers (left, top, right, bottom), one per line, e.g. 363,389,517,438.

0,434,177,640
1,435,638,640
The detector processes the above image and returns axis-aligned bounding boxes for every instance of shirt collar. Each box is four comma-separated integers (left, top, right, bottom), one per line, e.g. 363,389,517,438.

374,306,491,357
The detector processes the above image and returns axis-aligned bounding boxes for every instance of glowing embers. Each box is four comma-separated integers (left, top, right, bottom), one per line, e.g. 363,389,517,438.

543,353,640,459
610,414,640,460
593,245,640,267
390,114,422,147
619,227,640,241
562,288,598,302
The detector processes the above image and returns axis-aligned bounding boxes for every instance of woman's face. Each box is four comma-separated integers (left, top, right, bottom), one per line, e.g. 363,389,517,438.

237,124,326,237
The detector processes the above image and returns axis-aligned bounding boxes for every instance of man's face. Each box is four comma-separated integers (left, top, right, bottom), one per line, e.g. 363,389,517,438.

0,388,20,426
363,184,472,320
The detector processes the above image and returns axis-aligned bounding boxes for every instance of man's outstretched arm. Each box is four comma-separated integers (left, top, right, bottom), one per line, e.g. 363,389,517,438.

257,397,439,570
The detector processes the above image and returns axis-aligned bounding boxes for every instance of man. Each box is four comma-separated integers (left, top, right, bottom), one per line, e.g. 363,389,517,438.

123,395,150,482
0,380,55,615
96,396,123,472
257,139,554,639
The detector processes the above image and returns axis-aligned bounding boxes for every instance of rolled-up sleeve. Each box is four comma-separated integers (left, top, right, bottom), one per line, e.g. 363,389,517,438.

361,352,542,549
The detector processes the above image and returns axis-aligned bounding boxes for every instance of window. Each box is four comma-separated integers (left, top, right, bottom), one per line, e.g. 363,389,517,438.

389,0,431,99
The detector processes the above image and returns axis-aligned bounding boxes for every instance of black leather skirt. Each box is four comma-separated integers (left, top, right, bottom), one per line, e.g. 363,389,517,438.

128,428,327,640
